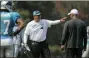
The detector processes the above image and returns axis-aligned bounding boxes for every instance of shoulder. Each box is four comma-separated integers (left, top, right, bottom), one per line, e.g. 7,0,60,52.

10,12,20,16
41,19,47,21
40,19,48,23
65,20,70,25
78,19,86,25
63,21,71,28
26,20,34,26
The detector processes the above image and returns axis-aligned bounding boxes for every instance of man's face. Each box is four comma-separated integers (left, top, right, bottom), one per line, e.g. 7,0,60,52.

69,14,74,19
33,15,41,22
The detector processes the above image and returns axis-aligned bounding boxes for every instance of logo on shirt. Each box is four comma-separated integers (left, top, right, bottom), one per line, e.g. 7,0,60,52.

40,24,44,29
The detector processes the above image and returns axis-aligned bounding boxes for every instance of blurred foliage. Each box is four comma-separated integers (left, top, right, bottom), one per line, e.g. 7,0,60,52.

15,1,55,21
17,9,30,24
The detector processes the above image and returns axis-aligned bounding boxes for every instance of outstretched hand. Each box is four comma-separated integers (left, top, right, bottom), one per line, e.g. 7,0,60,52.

60,17,67,23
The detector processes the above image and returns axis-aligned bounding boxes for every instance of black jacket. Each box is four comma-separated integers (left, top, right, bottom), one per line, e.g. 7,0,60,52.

62,18,87,48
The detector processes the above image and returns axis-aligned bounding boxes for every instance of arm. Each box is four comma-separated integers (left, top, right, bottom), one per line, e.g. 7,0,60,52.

61,22,69,45
22,24,30,51
46,20,60,26
13,18,24,36
16,18,24,31
46,17,67,26
23,24,30,44
11,12,24,36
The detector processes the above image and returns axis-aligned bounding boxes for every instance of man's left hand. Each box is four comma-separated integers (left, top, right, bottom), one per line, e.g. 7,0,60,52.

61,45,65,51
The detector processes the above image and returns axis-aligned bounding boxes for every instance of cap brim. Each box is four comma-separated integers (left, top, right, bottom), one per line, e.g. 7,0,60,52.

68,13,71,15
33,13,41,16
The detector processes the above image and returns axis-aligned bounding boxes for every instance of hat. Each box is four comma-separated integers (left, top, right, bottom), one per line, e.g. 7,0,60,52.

68,9,79,15
1,1,13,12
33,10,41,16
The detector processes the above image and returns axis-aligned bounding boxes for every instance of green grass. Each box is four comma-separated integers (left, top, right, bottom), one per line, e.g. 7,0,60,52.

49,45,65,56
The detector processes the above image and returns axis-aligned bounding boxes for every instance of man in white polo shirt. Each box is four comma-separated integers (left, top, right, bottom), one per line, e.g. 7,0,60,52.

23,10,66,58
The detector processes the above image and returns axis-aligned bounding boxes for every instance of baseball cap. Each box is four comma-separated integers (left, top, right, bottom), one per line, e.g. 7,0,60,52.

68,9,79,15
33,10,41,16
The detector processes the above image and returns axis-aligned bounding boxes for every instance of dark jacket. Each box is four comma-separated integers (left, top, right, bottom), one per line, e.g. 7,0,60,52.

61,18,87,48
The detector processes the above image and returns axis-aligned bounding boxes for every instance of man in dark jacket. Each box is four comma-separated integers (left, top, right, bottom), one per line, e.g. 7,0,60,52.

61,9,87,58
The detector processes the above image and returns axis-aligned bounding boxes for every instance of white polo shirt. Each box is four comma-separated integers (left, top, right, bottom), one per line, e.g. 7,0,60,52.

24,19,61,44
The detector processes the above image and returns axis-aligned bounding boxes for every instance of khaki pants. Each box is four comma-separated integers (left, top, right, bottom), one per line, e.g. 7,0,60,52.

0,38,14,58
13,35,20,58
14,44,19,58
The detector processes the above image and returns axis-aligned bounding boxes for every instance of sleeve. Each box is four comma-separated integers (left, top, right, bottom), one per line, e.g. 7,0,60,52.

83,24,87,48
46,20,61,27
11,12,21,24
23,23,30,44
61,22,69,45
